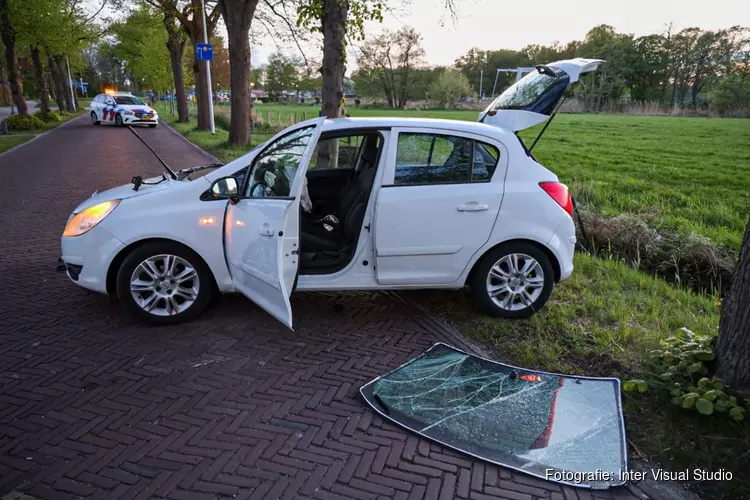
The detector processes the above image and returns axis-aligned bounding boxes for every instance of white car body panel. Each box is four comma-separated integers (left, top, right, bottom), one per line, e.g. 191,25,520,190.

61,112,576,326
223,118,325,328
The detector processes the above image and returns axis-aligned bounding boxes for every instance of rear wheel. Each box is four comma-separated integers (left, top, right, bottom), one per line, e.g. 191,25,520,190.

91,112,100,125
471,242,554,319
148,123,157,128
115,114,124,127
116,242,214,325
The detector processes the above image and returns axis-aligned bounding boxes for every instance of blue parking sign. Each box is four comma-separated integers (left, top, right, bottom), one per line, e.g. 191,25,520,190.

196,43,213,61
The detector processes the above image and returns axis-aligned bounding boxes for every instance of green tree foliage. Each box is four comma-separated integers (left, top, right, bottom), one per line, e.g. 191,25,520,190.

429,69,473,108
264,51,299,101
107,5,171,93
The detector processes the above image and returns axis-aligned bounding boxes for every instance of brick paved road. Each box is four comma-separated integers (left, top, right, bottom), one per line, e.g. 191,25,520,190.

0,118,648,500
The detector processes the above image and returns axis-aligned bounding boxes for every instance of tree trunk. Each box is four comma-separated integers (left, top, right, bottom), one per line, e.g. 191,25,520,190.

47,54,64,109
716,217,750,391
219,0,258,146
320,0,348,119
30,47,50,114
164,14,189,123
193,57,211,130
53,56,74,112
0,0,28,115
318,0,348,169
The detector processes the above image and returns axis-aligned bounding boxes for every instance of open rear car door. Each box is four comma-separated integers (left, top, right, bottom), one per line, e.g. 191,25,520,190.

479,58,604,134
224,117,326,329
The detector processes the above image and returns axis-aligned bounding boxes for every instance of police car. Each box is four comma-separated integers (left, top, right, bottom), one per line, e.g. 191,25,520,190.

89,91,159,127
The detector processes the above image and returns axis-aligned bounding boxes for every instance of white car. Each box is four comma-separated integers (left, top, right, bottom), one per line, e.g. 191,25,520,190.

89,92,159,127
62,58,603,328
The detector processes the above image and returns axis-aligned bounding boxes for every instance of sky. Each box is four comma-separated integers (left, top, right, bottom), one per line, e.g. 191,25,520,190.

248,0,750,73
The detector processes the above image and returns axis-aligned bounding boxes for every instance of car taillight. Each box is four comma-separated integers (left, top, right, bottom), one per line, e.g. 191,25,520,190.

539,182,573,216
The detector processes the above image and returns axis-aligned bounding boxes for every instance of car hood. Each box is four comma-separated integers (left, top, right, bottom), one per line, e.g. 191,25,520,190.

72,177,185,213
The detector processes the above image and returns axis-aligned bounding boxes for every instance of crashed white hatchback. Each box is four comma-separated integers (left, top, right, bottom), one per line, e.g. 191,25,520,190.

61,58,603,328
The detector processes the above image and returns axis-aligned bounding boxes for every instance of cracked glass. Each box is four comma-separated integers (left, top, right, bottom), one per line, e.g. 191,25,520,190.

360,343,627,489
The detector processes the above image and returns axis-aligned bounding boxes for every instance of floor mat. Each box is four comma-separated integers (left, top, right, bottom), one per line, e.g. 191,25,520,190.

360,343,628,489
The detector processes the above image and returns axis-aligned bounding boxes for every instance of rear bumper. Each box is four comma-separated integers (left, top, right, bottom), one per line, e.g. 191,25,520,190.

548,226,575,282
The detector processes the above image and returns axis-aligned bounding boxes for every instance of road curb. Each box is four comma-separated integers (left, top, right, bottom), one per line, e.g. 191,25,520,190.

161,121,222,164
0,113,86,160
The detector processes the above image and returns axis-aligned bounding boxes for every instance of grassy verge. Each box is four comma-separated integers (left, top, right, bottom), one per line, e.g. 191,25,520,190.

0,110,85,154
156,103,273,162
411,253,747,499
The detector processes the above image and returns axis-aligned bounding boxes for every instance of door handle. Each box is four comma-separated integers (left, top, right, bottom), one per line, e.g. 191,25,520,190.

258,223,274,236
457,203,489,212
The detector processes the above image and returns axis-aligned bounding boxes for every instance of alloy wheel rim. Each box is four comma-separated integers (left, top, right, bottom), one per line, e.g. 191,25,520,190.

486,253,545,311
129,254,199,316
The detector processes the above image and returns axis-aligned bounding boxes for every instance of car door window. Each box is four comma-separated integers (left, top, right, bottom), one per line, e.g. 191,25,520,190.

244,125,315,198
308,135,364,170
394,133,499,185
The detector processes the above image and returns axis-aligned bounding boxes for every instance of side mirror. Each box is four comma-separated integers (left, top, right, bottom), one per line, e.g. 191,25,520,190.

209,176,239,202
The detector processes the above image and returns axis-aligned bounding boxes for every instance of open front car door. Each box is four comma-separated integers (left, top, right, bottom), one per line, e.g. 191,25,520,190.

224,117,326,329
479,58,604,132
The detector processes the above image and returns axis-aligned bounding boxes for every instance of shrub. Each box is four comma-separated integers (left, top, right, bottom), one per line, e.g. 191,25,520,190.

34,110,63,122
624,328,747,421
4,114,45,130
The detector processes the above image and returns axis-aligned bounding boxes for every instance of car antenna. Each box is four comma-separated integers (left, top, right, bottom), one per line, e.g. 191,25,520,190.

127,126,177,180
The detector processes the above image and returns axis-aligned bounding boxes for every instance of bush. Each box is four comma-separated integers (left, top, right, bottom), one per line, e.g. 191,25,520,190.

624,328,747,421
4,114,45,130
34,110,63,122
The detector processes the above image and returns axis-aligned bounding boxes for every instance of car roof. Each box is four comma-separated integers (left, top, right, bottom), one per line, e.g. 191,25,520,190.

320,116,514,139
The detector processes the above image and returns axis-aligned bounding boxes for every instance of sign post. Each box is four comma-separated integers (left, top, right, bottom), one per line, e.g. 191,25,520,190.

198,0,215,134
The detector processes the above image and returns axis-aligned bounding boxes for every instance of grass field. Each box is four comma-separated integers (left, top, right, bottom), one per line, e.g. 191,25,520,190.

157,101,749,497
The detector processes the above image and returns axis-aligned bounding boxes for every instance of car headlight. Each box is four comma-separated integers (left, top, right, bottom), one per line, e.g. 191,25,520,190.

63,200,120,237
124,111,133,115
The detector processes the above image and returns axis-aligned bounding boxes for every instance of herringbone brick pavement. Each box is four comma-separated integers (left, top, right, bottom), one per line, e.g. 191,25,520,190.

0,118,650,499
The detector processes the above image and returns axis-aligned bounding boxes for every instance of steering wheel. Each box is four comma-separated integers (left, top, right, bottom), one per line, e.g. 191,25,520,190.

249,181,275,197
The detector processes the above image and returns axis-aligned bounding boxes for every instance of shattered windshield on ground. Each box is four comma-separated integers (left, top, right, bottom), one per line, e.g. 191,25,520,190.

360,343,627,489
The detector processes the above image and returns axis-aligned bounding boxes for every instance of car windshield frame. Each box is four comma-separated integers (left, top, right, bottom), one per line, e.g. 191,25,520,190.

113,95,146,106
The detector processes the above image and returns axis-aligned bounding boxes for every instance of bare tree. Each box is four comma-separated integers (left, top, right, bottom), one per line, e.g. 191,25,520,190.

358,26,424,108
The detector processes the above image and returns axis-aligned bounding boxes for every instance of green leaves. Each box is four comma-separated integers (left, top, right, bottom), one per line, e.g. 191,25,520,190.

627,328,748,422
623,379,648,392
729,407,745,422
695,398,714,415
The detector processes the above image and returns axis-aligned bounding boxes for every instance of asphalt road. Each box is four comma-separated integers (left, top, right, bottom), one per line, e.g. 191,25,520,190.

0,117,645,500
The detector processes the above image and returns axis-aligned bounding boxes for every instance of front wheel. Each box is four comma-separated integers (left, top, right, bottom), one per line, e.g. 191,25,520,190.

116,242,214,325
471,242,555,319
115,113,124,127
91,112,100,125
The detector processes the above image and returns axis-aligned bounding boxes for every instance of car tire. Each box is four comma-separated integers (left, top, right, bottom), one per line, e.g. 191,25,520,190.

115,114,124,127
471,242,555,319
148,124,157,128
116,242,214,325
91,112,100,125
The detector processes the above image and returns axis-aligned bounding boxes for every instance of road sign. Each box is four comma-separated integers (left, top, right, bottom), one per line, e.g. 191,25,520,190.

196,43,213,61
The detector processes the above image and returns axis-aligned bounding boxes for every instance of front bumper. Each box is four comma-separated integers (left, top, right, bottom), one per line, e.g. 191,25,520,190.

60,225,125,294
123,114,158,125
